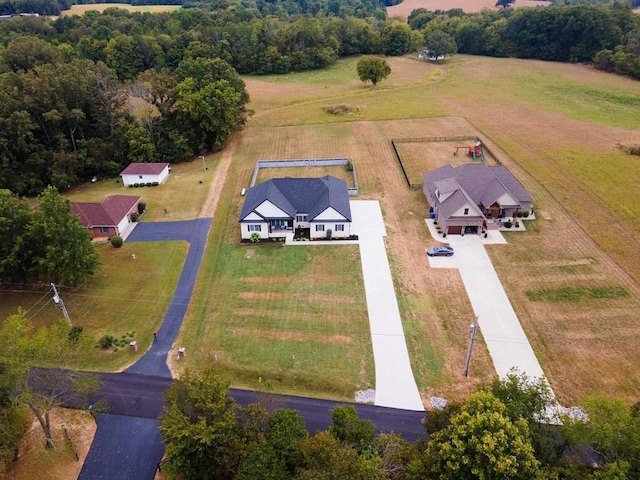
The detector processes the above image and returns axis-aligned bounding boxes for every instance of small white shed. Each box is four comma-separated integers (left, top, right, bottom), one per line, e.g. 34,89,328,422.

120,163,170,187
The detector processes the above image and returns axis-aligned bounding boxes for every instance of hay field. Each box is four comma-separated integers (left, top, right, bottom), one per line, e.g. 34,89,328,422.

387,0,550,17
61,3,180,15
205,54,640,405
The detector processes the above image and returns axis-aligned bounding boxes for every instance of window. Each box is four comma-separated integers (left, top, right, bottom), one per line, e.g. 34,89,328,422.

335,224,344,232
100,227,109,234
247,224,261,232
296,214,308,222
315,224,325,232
464,208,469,215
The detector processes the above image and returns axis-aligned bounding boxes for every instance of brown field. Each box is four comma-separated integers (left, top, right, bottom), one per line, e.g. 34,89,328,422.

394,136,499,186
60,3,179,15
387,0,550,17
255,164,355,187
235,55,640,404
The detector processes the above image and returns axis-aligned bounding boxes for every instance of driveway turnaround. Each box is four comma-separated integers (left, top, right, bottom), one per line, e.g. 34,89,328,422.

427,234,548,383
125,218,212,377
78,414,164,480
350,201,424,411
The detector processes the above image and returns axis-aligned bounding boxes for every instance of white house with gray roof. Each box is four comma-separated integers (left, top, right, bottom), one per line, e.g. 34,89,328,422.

423,163,533,235
238,175,352,240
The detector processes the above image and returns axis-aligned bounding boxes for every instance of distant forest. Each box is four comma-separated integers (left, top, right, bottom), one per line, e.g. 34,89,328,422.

0,0,638,195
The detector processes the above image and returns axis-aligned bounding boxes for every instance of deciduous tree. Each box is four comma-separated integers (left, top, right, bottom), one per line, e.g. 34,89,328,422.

356,56,391,86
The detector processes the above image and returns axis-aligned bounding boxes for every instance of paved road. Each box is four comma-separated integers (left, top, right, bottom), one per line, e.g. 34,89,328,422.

350,201,424,411
125,218,212,377
36,369,427,442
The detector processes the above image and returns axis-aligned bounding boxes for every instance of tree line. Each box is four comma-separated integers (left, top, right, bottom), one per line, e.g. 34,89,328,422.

410,3,640,79
159,368,640,479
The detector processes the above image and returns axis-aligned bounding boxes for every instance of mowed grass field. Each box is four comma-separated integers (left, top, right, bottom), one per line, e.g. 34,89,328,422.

177,55,640,405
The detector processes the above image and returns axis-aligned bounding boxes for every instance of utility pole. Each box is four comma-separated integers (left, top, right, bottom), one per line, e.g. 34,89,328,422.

51,283,72,327
200,155,206,176
463,316,478,377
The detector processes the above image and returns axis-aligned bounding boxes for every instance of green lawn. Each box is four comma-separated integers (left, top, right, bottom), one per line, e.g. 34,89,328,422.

178,239,374,400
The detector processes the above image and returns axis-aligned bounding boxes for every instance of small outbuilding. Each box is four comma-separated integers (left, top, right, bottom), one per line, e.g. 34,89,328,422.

120,162,170,187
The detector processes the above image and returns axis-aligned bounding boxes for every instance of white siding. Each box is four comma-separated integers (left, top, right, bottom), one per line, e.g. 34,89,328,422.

240,222,269,240
122,173,159,186
116,215,131,235
242,212,264,221
310,221,351,239
157,166,170,184
313,207,347,221
255,200,290,219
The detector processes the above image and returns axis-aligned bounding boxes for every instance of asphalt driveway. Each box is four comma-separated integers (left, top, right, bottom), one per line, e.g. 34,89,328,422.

125,218,212,377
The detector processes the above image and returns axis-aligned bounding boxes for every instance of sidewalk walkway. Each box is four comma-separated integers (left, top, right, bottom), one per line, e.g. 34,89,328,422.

425,220,548,384
351,201,424,411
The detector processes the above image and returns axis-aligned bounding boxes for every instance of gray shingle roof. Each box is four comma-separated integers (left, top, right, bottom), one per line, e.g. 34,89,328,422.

422,163,532,220
239,176,351,222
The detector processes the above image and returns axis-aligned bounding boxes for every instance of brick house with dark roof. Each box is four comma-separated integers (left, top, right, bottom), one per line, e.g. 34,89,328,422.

71,195,141,240
422,163,533,235
120,162,170,187
238,176,352,240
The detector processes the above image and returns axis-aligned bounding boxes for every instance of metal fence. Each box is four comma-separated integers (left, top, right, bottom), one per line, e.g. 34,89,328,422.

249,158,359,195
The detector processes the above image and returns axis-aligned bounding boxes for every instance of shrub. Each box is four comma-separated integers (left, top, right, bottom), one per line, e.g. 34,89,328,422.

128,184,134,188
504,221,513,228
516,212,523,217
133,183,140,188
250,232,261,243
152,181,159,186
138,202,146,215
146,182,153,187
484,233,488,238
346,158,354,171
68,326,83,343
130,212,140,222
442,233,447,237
523,211,530,218
110,236,124,248
97,334,117,349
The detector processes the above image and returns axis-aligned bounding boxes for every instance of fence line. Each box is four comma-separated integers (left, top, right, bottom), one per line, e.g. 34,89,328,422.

249,158,359,195
393,135,477,144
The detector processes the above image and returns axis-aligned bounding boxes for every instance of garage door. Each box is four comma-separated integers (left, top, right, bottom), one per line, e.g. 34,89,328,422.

448,225,462,235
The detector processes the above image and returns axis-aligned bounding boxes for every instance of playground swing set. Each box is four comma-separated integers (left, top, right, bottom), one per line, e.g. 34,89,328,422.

454,140,485,161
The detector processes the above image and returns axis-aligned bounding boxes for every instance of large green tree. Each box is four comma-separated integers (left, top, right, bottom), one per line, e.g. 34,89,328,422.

415,391,541,480
29,186,99,286
422,30,458,60
0,189,36,283
159,368,248,480
356,56,391,86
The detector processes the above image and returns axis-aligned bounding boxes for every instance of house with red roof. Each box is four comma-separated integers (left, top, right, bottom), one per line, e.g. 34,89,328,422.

71,195,141,240
120,162,170,187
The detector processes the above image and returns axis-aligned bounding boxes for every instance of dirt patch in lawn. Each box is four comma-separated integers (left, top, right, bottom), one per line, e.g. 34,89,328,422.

233,308,349,323
239,275,344,283
231,327,353,343
238,292,356,303
7,408,95,480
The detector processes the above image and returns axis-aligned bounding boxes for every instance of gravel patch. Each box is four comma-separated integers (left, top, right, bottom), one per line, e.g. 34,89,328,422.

355,389,376,404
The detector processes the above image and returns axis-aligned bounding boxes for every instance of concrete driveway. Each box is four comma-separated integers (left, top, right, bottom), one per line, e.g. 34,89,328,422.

427,233,547,383
351,201,424,411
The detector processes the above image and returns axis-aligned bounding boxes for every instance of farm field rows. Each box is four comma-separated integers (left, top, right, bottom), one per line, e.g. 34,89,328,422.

60,3,180,15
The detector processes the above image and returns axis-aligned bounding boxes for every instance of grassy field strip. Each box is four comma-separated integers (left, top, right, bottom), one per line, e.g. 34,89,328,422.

61,4,180,15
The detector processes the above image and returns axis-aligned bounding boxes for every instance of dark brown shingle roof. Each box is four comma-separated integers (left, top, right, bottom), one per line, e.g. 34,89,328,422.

120,163,169,175
72,195,140,227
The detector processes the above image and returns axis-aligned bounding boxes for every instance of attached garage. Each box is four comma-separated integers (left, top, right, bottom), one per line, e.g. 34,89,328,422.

447,225,462,235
